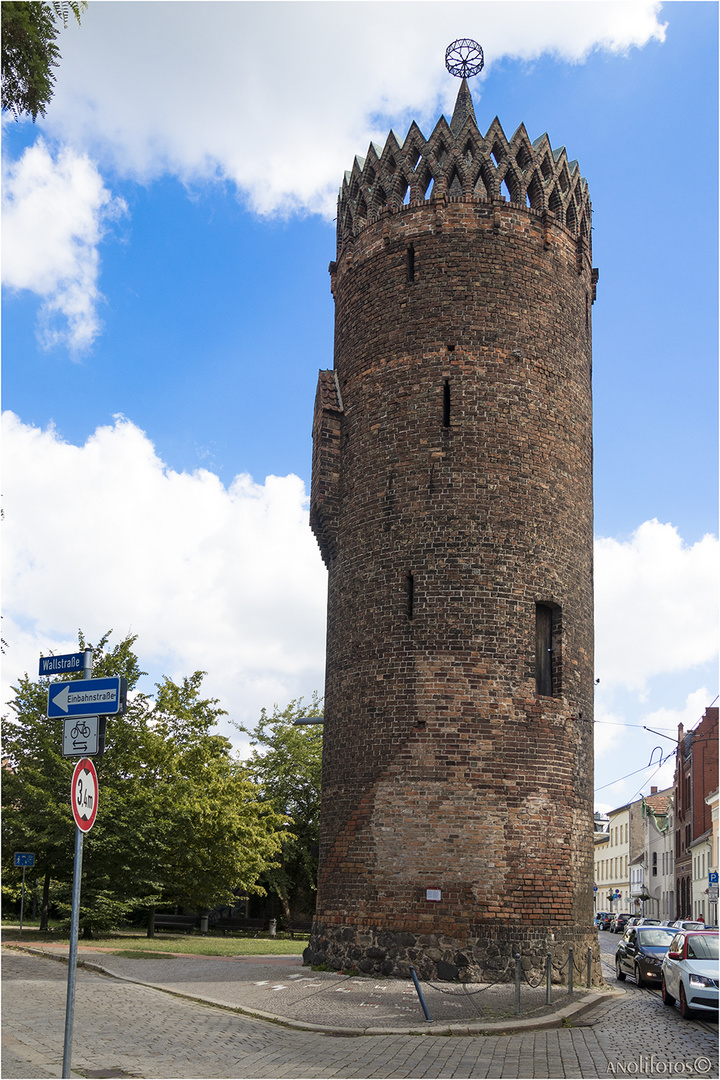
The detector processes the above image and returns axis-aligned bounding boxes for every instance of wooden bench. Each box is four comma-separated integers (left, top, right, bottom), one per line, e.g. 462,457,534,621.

212,917,265,936
153,913,197,933
286,920,313,938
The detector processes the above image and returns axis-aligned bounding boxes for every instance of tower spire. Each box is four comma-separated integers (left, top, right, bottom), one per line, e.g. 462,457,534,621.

450,77,477,134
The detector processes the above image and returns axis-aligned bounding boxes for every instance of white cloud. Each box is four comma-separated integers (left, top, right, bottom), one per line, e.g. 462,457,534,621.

3,2,667,349
1,140,126,352
41,1,666,217
594,520,718,695
1,412,327,748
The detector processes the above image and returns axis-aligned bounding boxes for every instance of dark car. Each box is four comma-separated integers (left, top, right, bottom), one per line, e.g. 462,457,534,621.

616,925,676,986
612,913,633,934
596,912,613,931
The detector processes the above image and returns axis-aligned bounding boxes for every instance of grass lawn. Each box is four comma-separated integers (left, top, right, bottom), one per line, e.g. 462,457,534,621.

1,925,308,957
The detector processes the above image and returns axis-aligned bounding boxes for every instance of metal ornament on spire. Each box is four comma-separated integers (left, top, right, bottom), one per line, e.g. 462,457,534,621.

445,39,484,79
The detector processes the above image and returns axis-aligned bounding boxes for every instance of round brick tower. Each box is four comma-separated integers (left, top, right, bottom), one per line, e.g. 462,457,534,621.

308,76,600,984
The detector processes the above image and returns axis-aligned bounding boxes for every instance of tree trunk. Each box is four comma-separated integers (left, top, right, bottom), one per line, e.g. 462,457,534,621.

40,868,50,931
147,905,155,938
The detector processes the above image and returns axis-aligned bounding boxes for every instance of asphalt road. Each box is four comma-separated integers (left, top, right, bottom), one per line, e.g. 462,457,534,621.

2,933,717,1079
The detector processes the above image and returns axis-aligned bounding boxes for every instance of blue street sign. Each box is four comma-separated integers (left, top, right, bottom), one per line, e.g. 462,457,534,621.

710,871,719,885
14,853,35,867
47,677,127,719
39,653,84,677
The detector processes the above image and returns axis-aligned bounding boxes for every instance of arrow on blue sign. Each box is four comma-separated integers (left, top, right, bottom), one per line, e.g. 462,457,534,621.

47,677,126,718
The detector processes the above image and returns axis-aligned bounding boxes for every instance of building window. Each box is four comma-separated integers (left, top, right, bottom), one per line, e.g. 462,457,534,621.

406,243,415,282
535,603,562,696
652,852,657,877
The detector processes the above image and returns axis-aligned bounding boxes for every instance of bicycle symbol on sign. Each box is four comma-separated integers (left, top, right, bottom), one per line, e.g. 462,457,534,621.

71,720,91,741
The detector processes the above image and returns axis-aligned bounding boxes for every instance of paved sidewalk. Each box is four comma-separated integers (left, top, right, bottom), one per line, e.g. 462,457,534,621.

3,945,717,1080
4,942,613,1035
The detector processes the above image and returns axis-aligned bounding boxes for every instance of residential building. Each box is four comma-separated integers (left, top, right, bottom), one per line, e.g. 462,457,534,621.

600,805,630,914
706,788,719,925
674,707,719,918
689,830,714,922
593,829,609,915
628,786,674,919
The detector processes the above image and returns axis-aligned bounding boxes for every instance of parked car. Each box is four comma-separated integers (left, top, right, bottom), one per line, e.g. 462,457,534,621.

625,917,641,931
671,920,706,931
611,913,633,934
661,931,719,1019
615,925,676,986
636,918,662,926
596,912,613,931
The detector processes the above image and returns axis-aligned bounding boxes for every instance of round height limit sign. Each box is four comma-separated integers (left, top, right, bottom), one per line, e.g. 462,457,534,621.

71,758,98,832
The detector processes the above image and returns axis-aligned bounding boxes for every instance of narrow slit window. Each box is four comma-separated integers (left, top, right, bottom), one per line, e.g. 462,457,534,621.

442,380,450,427
535,602,559,696
407,573,415,620
406,243,415,282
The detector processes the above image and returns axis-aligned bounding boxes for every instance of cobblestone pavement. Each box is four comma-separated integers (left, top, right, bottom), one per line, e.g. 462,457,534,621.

2,935,717,1079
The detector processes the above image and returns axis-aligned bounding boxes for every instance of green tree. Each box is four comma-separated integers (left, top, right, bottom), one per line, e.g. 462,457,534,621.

2,632,284,936
1,631,143,929
2,1,87,121
236,696,323,924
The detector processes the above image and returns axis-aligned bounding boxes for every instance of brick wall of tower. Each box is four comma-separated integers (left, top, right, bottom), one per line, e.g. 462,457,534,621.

309,195,598,983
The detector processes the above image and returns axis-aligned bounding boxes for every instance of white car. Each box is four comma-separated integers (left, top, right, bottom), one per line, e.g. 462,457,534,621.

661,931,719,1019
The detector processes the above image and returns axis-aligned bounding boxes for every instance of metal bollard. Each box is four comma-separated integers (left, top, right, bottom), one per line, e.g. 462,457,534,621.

545,952,552,1005
568,947,574,994
268,918,277,937
587,946,592,988
409,966,432,1022
515,954,521,1016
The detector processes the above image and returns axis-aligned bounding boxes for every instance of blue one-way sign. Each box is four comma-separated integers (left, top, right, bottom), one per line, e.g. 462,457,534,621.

47,677,127,719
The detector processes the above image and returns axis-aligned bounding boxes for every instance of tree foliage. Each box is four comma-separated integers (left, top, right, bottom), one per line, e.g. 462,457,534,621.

235,696,323,922
2,631,284,936
1,1,86,121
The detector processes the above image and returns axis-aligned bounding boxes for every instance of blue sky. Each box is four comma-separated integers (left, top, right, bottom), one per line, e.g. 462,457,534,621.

2,2,717,810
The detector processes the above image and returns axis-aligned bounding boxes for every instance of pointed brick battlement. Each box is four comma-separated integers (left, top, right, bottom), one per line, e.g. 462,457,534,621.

337,112,591,255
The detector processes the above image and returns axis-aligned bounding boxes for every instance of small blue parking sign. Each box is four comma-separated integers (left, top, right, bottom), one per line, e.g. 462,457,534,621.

14,853,35,867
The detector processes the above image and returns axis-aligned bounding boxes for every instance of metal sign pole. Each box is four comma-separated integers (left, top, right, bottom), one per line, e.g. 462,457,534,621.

61,647,92,1079
62,824,84,1078
19,866,26,936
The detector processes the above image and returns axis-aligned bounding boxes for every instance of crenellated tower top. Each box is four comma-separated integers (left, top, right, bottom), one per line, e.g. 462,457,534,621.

336,46,591,259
